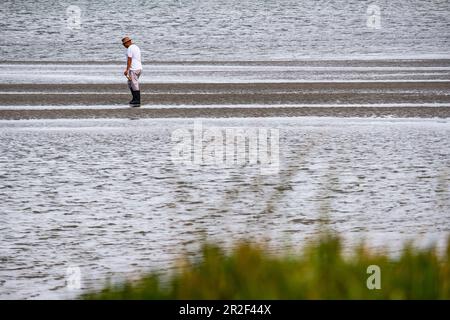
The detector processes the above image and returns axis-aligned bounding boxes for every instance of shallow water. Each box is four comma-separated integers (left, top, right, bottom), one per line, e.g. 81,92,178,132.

3,103,450,111
1,0,449,61
0,117,449,299
1,61,450,84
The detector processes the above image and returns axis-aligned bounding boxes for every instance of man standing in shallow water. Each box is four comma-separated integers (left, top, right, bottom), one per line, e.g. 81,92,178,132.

122,37,142,107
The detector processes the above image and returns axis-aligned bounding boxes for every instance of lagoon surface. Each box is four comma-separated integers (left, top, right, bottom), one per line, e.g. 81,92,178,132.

1,0,449,61
0,117,449,299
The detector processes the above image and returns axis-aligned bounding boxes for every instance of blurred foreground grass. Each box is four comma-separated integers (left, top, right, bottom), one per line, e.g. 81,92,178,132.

83,234,450,299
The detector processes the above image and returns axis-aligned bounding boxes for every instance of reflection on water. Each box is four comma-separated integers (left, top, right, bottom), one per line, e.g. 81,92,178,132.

0,117,449,299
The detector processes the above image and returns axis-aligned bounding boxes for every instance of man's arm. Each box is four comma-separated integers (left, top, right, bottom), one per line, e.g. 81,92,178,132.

124,57,132,76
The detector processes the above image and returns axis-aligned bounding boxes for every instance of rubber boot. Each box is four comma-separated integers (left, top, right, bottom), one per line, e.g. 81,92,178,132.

129,90,141,107
130,91,141,107
135,91,140,105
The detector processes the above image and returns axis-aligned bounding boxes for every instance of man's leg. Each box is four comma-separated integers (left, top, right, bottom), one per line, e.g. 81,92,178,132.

127,77,134,104
129,70,141,106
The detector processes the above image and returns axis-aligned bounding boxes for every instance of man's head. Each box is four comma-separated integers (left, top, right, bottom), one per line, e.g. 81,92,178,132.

122,37,132,48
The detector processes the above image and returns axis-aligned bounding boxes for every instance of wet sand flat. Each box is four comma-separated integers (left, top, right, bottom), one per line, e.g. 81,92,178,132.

0,81,449,119
1,106,450,120
2,92,449,106
1,82,449,93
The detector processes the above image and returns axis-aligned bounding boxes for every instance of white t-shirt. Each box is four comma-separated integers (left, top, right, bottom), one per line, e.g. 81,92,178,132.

126,44,142,70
